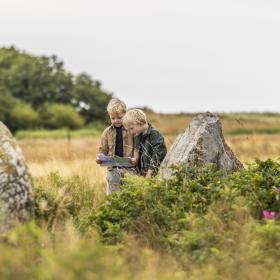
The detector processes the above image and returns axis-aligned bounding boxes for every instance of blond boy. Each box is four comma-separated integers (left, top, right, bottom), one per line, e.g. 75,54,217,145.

96,98,136,194
123,109,167,178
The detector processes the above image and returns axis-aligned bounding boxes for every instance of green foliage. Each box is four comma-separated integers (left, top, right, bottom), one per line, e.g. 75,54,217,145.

10,99,39,130
230,159,280,217
15,126,103,139
0,46,112,129
0,87,17,126
91,159,280,260
91,165,229,246
38,103,84,129
3,164,279,279
0,47,73,107
72,73,111,124
0,86,38,132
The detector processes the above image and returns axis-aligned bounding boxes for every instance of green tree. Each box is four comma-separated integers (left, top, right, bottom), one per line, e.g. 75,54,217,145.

72,73,112,124
0,46,112,126
0,47,74,108
38,103,84,129
0,86,14,125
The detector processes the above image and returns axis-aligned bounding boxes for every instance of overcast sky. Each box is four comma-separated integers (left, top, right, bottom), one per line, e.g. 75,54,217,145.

1,0,280,113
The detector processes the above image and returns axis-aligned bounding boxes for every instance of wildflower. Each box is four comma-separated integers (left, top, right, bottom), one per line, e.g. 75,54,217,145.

263,210,276,220
277,186,280,193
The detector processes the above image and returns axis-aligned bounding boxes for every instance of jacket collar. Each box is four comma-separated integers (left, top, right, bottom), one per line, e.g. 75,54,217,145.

142,123,153,136
109,124,125,130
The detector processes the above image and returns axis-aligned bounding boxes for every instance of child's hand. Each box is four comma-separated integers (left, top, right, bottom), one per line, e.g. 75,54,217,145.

145,169,154,178
130,157,137,166
96,155,102,164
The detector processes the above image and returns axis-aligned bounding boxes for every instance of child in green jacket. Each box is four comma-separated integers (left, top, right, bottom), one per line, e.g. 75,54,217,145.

123,109,167,178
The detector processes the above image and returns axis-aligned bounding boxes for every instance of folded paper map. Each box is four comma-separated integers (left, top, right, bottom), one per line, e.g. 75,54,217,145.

98,154,133,168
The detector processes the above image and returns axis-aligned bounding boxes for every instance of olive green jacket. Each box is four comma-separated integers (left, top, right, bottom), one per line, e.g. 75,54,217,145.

135,124,167,176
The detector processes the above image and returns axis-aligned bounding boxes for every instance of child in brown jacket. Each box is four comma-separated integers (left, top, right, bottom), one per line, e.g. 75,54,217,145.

96,98,136,194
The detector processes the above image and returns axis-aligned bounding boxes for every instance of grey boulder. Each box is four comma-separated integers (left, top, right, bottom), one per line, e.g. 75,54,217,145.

159,112,243,178
0,122,33,232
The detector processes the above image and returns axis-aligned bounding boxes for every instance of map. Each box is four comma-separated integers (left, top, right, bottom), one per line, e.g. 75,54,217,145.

97,154,133,168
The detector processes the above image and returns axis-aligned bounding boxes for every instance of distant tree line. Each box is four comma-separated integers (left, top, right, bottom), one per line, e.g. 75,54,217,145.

0,46,112,132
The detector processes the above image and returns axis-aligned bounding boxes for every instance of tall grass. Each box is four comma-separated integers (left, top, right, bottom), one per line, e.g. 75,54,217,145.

19,138,105,183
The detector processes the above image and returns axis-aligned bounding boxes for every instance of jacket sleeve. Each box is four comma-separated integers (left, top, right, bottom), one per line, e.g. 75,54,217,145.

99,129,109,155
146,131,167,172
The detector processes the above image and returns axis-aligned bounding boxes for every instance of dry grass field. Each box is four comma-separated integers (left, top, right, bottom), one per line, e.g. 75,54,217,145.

226,134,280,163
147,112,280,135
18,112,280,181
19,138,106,183
19,133,280,183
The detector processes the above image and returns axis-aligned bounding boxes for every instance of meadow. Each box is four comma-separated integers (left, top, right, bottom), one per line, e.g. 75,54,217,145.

1,112,280,279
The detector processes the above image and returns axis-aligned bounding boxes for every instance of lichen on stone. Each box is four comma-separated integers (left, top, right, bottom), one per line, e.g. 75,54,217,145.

0,122,33,232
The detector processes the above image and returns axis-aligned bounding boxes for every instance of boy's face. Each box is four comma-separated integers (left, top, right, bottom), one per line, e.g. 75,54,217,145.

110,112,125,127
128,124,145,136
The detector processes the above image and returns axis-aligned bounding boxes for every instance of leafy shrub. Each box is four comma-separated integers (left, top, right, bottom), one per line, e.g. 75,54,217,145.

90,160,280,256
230,159,280,217
0,87,38,132
10,100,38,130
25,162,280,278
90,165,234,246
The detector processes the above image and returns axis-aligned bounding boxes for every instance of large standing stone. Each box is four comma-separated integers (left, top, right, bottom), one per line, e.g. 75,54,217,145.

0,122,33,232
159,112,243,178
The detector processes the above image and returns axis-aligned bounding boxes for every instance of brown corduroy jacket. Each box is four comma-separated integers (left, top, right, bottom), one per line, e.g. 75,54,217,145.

99,125,134,158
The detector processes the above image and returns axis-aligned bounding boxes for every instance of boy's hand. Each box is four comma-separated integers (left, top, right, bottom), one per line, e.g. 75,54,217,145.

145,169,154,178
130,157,137,166
96,154,102,164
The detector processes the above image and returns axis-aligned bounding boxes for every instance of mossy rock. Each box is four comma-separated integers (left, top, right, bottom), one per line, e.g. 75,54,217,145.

0,122,33,232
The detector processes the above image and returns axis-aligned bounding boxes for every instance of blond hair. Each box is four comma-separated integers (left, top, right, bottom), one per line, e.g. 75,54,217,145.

123,109,147,127
107,98,127,115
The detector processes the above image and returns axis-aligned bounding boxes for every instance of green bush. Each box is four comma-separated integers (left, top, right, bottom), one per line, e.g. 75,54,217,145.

90,164,231,246
90,160,280,254
0,87,38,132
38,103,84,129
0,87,14,123
10,100,38,130
230,159,280,217
24,163,280,278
